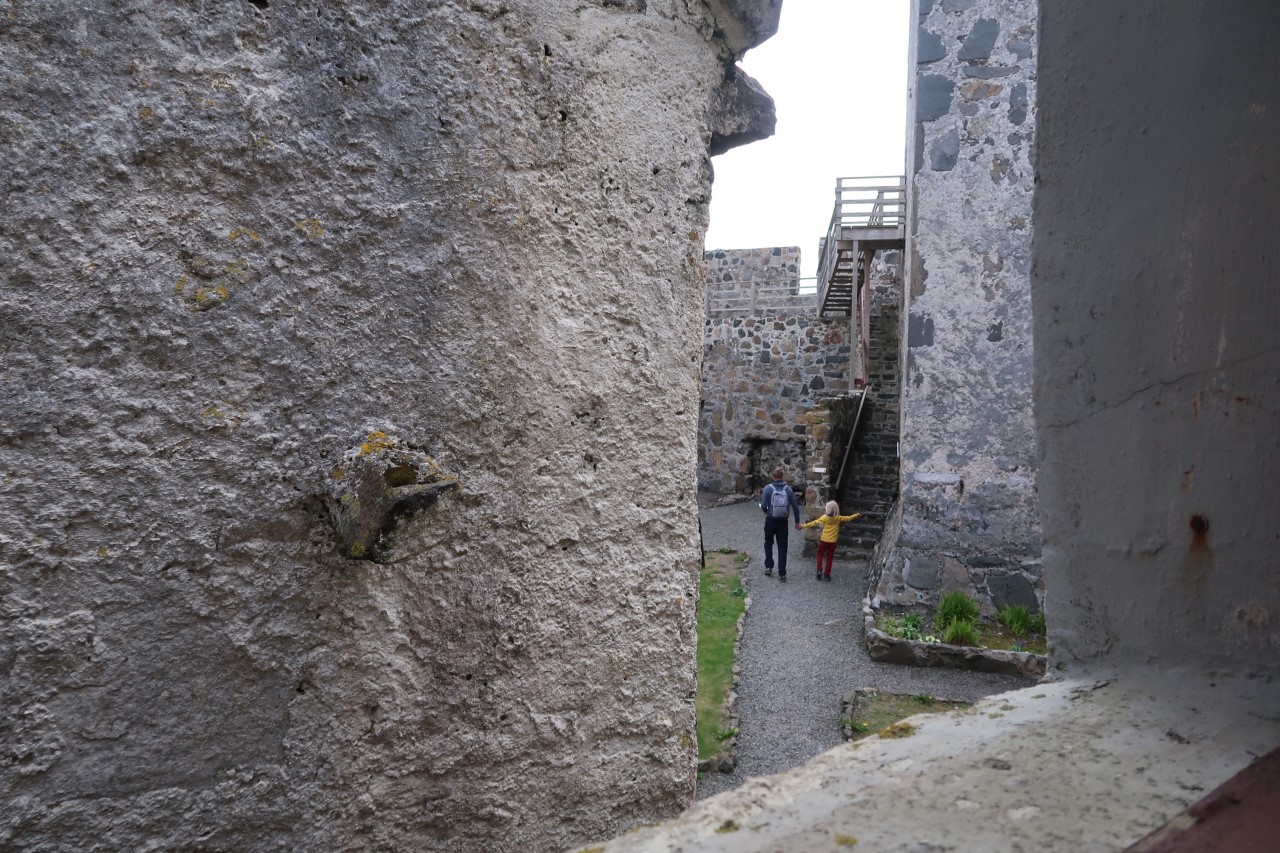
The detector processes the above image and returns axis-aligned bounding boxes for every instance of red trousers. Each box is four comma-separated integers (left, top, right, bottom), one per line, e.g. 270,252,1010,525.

816,541,837,577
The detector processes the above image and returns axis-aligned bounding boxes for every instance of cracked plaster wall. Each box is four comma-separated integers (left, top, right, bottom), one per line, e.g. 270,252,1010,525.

1034,0,1280,672
0,1,778,849
872,0,1042,616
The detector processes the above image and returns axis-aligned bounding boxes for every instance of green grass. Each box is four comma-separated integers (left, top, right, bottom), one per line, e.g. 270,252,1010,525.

876,608,1048,654
997,605,1032,636
942,617,981,646
935,590,979,630
696,550,746,759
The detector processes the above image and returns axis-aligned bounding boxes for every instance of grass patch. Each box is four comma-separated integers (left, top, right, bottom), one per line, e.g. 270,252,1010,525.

844,690,970,744
696,550,746,759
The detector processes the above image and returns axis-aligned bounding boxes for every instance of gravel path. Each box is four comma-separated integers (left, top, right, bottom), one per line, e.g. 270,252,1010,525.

695,498,1035,800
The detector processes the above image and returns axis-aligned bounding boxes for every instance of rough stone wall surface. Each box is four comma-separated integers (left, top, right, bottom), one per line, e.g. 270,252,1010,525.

699,248,851,495
871,0,1042,615
0,2,779,850
1034,1,1280,673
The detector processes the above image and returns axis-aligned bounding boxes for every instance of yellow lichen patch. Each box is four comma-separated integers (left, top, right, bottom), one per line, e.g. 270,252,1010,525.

294,217,325,239
227,227,260,243
210,76,236,92
200,403,243,428
999,704,1016,711
137,106,155,122
330,465,346,481
348,543,366,558
252,136,274,150
714,820,740,834
578,847,605,853
221,259,253,284
95,545,109,558
878,721,917,739
358,431,396,456
987,712,1005,719
174,275,188,294
835,835,859,847
192,284,231,310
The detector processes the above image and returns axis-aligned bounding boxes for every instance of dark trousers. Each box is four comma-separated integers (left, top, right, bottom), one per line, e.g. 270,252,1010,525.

816,540,837,577
763,516,790,576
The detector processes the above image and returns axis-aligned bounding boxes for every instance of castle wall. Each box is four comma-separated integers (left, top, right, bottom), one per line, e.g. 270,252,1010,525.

0,2,778,849
833,253,903,556
871,0,1042,615
698,248,851,496
1035,0,1280,672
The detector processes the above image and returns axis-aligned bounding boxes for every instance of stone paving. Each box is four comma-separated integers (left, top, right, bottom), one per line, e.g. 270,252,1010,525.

695,496,1035,800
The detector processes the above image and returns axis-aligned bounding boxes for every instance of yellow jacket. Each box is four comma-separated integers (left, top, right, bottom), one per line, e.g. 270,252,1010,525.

801,513,860,543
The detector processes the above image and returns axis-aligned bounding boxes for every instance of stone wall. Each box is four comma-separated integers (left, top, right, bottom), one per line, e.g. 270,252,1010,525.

833,253,903,556
0,2,779,850
699,248,852,496
1035,0,1280,672
870,0,1042,615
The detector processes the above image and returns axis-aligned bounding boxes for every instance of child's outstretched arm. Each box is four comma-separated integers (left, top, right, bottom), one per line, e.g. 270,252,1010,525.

800,517,824,529
837,513,861,522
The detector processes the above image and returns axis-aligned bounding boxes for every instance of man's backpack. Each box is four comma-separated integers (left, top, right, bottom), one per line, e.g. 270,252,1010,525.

768,484,791,519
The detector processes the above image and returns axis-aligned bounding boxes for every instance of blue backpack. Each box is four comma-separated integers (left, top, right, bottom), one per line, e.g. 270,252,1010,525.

768,484,791,519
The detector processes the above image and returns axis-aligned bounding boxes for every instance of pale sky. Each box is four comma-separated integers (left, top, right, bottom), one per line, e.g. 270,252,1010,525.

705,0,911,282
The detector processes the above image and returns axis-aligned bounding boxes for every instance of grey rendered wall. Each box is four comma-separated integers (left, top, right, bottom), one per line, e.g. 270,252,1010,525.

1034,1,1280,671
873,0,1042,614
0,1,777,850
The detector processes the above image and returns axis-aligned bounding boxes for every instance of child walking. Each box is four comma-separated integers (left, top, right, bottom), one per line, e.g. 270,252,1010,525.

801,501,861,581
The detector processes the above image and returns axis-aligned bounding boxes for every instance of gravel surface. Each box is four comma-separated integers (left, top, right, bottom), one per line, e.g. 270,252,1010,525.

695,497,1035,800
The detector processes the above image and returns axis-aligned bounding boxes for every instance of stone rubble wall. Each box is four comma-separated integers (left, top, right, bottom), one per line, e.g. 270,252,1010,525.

870,0,1043,617
832,253,903,556
699,248,852,497
0,1,780,850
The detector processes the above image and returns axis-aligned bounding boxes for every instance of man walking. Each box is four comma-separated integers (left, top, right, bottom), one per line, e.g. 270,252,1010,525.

760,467,802,582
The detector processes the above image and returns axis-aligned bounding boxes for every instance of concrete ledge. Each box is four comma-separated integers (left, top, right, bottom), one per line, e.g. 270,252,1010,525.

584,670,1280,851
862,598,1047,679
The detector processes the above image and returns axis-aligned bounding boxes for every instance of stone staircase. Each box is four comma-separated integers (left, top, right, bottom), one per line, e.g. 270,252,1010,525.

834,294,901,558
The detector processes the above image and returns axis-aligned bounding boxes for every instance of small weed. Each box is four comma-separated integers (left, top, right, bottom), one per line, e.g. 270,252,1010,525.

997,605,1032,637
733,554,748,564
716,546,735,554
942,617,981,646
715,819,740,834
936,590,980,629
911,694,934,705
849,721,870,734
714,727,738,741
901,612,925,639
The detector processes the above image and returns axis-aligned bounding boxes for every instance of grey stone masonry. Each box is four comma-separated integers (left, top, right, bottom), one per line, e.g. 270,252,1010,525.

834,254,903,557
700,248,853,496
872,0,1043,615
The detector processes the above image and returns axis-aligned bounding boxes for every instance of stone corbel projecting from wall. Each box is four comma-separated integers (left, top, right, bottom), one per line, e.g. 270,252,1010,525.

708,66,776,156
323,431,459,563
705,0,782,58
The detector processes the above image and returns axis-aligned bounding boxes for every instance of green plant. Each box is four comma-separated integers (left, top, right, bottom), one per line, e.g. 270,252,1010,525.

936,590,980,629
997,605,1032,637
900,612,925,640
696,551,747,759
1029,611,1047,635
942,617,981,646
911,693,935,705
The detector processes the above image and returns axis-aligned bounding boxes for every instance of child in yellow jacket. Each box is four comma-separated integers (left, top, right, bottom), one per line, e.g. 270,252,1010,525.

801,500,861,581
